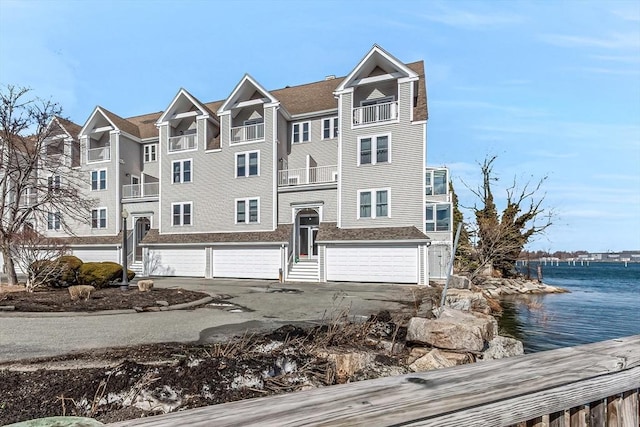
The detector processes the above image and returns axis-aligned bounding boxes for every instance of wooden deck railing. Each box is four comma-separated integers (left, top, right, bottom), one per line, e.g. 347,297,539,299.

110,335,640,426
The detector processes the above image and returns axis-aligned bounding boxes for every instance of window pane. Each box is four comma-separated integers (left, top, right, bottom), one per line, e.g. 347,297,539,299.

360,138,371,164
237,154,246,177
144,146,149,162
360,192,371,218
91,172,97,190
100,209,106,228
100,170,106,189
436,205,451,231
173,204,181,225
376,136,388,163
426,205,434,221
376,190,388,217
173,162,181,183
434,170,447,195
302,122,309,141
91,210,98,228
333,117,339,137
293,124,299,143
151,145,156,160
183,161,191,182
249,153,258,176
426,222,435,232
249,199,258,222
237,200,245,223
183,203,191,225
323,119,330,139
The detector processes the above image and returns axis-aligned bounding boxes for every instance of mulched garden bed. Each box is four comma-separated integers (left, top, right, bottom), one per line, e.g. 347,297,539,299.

0,287,210,312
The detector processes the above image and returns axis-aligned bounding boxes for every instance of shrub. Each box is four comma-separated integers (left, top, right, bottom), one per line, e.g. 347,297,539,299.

78,262,136,289
55,255,83,287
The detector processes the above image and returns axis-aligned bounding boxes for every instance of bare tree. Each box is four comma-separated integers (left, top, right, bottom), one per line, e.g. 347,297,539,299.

1,85,94,286
463,156,552,278
9,228,68,292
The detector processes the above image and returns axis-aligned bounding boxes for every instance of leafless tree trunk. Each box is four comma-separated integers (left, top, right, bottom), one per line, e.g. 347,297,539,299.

1,85,95,286
10,228,68,292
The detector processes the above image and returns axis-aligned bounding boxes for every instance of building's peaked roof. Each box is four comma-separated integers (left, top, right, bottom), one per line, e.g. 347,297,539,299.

98,107,141,138
271,77,343,117
157,88,218,124
316,223,429,242
141,226,291,245
218,74,278,114
53,116,82,139
126,111,163,140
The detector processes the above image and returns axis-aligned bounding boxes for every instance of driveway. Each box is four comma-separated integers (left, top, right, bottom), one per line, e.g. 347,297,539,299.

0,278,419,363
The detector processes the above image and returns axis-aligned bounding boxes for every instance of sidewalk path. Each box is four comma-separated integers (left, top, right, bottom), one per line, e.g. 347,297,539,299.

0,278,417,363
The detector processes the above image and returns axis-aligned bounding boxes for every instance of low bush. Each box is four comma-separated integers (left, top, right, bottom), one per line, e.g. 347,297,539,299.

78,262,135,289
55,255,83,287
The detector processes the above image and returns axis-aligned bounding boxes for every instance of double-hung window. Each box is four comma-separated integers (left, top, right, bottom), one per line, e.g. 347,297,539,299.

91,208,107,229
144,144,157,162
47,212,61,230
358,134,390,165
322,117,339,139
292,122,310,143
91,170,107,191
236,198,259,224
172,202,192,226
236,151,259,177
358,189,390,219
172,159,192,183
48,175,61,193
425,203,451,232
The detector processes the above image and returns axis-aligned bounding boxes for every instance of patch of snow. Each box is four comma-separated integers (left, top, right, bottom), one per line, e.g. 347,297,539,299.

231,374,263,390
187,358,203,367
133,385,182,413
253,341,284,353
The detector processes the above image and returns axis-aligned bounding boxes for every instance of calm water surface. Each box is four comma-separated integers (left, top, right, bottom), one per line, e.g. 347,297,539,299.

500,262,640,353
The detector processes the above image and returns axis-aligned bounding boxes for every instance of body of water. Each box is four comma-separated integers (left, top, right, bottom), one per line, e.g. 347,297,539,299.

500,262,640,353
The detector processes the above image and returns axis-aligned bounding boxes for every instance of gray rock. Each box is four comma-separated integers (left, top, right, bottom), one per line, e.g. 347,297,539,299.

0,305,15,311
445,289,491,314
482,336,524,360
156,300,170,307
409,348,457,372
449,275,471,289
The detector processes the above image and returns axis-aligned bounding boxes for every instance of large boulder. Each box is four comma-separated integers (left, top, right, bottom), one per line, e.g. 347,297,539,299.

406,308,498,352
445,289,491,314
448,275,471,289
78,262,135,289
409,348,472,372
481,336,524,360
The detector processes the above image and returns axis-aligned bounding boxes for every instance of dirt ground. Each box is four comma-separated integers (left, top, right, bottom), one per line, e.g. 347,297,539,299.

0,317,413,425
0,286,211,312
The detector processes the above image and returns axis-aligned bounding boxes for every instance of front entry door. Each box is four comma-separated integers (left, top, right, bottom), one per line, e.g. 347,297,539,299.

298,213,319,259
134,218,151,262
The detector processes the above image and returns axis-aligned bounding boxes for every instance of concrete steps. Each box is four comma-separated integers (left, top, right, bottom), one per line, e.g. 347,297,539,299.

129,262,145,277
287,261,318,282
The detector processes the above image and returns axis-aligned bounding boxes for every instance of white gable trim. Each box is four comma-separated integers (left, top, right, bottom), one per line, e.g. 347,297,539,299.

47,117,74,139
217,74,278,114
334,44,418,93
79,107,119,136
157,88,212,124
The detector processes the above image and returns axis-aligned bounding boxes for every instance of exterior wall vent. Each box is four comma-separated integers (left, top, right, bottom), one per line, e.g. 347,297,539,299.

325,75,336,81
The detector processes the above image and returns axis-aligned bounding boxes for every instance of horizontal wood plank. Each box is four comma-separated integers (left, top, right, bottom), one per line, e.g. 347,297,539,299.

109,335,640,427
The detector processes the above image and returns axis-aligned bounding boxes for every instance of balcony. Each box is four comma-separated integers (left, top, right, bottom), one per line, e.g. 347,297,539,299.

231,123,264,144
122,182,159,200
168,134,197,152
353,101,398,126
278,165,337,187
87,145,111,163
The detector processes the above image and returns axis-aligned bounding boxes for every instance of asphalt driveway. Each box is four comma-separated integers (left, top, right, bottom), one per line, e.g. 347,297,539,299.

0,278,419,363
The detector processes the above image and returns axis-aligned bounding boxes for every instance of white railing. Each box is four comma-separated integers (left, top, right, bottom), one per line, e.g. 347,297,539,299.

122,182,159,199
278,165,337,187
231,123,264,143
353,101,398,126
87,145,111,162
168,134,197,152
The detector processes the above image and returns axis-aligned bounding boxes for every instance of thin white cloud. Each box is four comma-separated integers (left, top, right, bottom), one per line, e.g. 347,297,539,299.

611,7,640,22
539,32,640,50
421,6,523,29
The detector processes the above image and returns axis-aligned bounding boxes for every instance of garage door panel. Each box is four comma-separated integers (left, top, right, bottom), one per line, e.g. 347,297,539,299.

327,245,417,283
213,247,280,279
149,248,206,277
72,249,119,263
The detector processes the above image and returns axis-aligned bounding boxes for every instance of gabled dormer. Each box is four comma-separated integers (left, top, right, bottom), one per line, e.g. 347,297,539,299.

335,44,419,127
157,89,219,153
217,75,279,145
44,117,81,167
78,107,128,164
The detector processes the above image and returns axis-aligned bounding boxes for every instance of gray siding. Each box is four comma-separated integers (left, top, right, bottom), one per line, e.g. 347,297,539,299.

286,116,338,170
160,106,275,233
277,188,337,224
141,141,159,178
339,81,425,230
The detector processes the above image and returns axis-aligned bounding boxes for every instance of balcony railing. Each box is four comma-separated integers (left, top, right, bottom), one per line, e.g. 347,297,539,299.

87,145,111,162
278,165,338,187
168,134,197,152
353,101,398,126
231,123,264,143
122,182,159,199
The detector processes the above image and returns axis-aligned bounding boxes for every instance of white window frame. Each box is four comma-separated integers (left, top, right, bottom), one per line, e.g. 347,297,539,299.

425,203,452,232
47,212,61,230
425,168,449,196
235,197,260,224
171,202,193,226
144,144,157,162
91,207,108,229
321,117,339,140
357,133,391,166
357,188,391,219
171,159,193,184
292,121,311,143
90,169,107,191
235,150,260,178
48,174,61,193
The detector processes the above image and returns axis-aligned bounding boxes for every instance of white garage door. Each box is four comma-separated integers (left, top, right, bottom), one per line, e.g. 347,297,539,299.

326,245,418,283
148,248,206,277
72,248,120,263
213,246,280,279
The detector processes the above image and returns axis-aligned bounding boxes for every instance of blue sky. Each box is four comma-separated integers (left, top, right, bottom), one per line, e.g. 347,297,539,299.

1,0,638,252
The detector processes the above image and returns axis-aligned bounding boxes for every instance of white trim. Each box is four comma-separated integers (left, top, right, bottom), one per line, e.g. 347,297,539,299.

171,158,193,184
292,121,311,144
290,204,324,224
357,133,392,166
144,144,157,163
352,72,404,86
272,106,278,231
171,201,193,227
235,197,261,224
425,202,452,233
321,116,339,140
235,150,260,178
90,168,108,191
357,187,391,219
318,239,429,244
157,88,211,124
218,74,278,114
115,132,120,235
141,241,287,247
91,207,108,229
337,94,343,228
